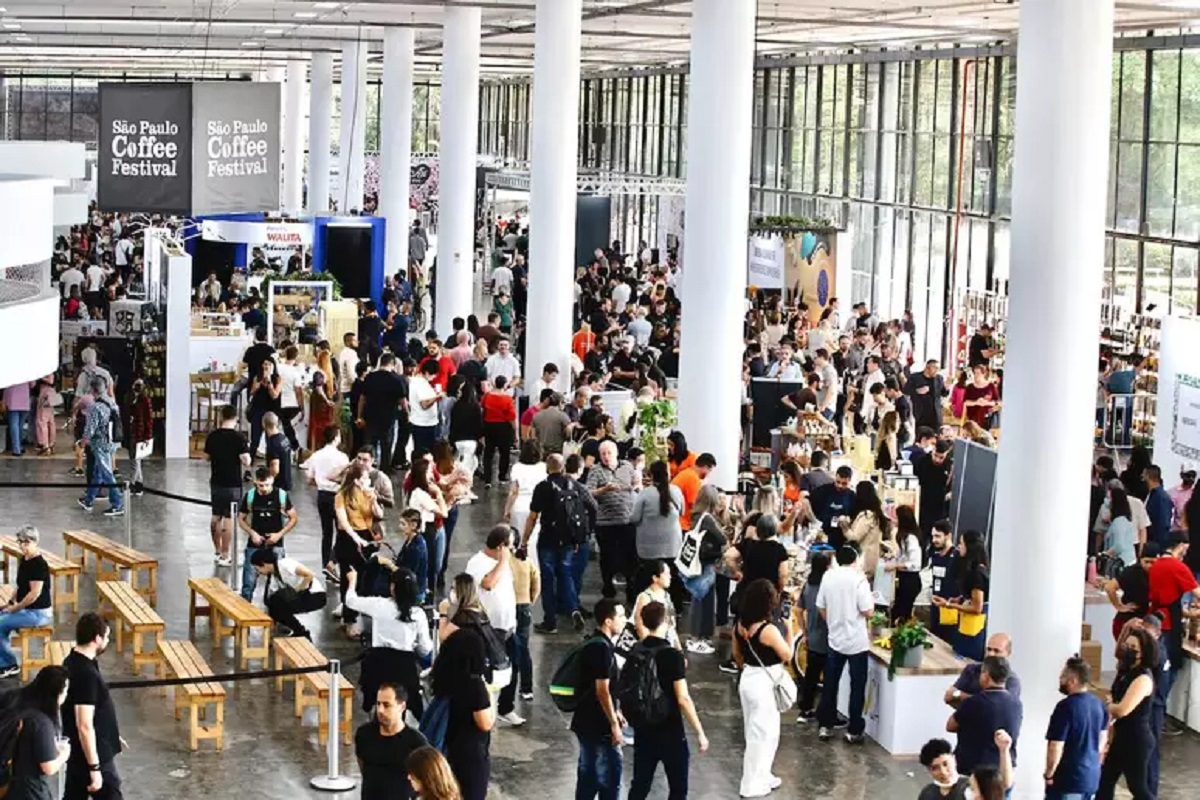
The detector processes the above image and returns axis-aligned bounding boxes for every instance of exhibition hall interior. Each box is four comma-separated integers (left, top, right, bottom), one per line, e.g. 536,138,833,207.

6,1,1200,799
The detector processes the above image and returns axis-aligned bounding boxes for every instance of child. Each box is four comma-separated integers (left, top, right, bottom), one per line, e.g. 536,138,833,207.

511,540,540,701
34,374,57,456
395,508,429,603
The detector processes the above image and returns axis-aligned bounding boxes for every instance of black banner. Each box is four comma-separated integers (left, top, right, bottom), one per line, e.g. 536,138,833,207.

98,83,192,214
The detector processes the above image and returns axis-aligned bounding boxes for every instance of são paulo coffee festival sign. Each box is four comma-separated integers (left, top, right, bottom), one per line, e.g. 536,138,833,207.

98,82,281,215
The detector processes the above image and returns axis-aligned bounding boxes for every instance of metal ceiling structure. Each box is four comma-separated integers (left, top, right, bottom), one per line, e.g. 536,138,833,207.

0,1,1198,77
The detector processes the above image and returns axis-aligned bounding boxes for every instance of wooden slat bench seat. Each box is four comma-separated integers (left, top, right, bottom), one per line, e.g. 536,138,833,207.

272,636,353,745
63,530,158,605
96,580,165,674
0,537,83,614
187,577,272,669
0,584,54,681
46,640,72,667
157,640,226,750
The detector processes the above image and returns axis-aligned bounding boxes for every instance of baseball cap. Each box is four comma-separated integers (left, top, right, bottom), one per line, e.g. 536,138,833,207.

1181,462,1197,477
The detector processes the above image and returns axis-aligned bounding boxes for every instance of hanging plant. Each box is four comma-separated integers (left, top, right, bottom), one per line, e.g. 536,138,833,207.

750,214,837,233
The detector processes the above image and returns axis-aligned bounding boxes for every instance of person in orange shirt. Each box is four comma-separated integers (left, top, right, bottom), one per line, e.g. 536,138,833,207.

672,452,717,530
572,322,596,362
666,430,697,480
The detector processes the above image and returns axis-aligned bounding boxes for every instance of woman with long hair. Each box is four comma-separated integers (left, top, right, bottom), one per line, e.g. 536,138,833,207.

875,410,899,471
248,356,283,458
732,578,798,798
408,453,451,599
448,381,483,483
842,481,894,577
886,505,923,623
1120,445,1153,500
430,609,494,800
797,550,831,721
6,665,71,799
666,431,696,479
632,559,679,648
407,746,462,800
346,564,433,715
437,572,488,642
962,364,1000,428
933,529,991,661
680,485,729,655
334,461,384,637
1103,485,1137,570
502,440,546,545
308,349,338,452
630,461,684,604
1097,626,1157,799
949,369,969,420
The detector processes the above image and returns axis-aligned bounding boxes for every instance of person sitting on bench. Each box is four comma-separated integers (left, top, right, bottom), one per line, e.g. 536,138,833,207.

250,548,326,640
0,525,54,678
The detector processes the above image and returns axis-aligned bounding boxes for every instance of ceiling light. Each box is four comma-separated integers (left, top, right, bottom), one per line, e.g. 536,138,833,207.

314,2,342,8
293,11,318,19
241,40,261,47
2,22,19,30
12,34,30,42
263,28,283,35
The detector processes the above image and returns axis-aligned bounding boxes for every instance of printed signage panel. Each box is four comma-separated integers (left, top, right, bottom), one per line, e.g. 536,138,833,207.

97,83,192,214
191,82,281,214
200,219,313,246
747,234,785,291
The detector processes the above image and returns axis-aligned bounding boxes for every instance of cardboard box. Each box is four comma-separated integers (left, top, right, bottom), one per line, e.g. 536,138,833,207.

1081,640,1102,681
1082,622,1093,642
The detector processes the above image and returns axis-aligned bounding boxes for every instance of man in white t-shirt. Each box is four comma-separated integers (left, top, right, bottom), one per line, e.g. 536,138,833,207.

275,345,305,451
59,264,85,298
611,279,631,315
491,261,514,296
816,544,874,743
408,360,443,453
300,426,350,579
84,263,107,310
485,338,522,387
338,331,360,396
466,524,524,726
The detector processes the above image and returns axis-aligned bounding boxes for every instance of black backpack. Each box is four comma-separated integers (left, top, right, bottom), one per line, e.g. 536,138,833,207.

549,635,608,713
616,642,671,728
549,476,591,547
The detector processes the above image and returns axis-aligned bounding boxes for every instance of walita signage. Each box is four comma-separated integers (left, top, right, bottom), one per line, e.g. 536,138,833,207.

98,83,192,214
191,82,281,214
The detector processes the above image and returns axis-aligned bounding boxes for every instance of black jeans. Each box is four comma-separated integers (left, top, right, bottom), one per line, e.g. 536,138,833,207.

482,421,513,482
364,422,395,469
892,571,921,623
334,531,371,624
800,649,827,713
818,649,868,735
266,589,327,635
278,406,302,450
497,630,519,716
64,759,123,800
628,729,689,800
515,603,533,693
316,490,337,569
595,523,635,598
392,410,411,469
715,573,732,627
1097,732,1154,799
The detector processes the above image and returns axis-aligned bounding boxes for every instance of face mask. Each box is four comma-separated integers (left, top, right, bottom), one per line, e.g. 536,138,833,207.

1058,681,1070,696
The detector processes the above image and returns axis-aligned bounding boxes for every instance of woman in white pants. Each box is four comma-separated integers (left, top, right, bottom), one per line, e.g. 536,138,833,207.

448,381,483,486
731,578,798,798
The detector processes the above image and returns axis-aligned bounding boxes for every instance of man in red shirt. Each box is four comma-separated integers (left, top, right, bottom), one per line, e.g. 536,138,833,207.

417,339,457,391
481,376,518,487
1148,531,1197,684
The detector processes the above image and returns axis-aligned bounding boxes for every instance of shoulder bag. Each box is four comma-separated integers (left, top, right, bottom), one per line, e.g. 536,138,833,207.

744,621,797,713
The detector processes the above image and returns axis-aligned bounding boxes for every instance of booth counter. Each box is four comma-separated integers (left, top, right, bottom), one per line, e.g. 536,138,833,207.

1083,582,1117,673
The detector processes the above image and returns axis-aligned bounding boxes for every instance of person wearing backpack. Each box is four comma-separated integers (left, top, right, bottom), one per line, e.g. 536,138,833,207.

623,600,708,800
76,375,124,517
237,467,299,602
521,454,598,634
569,598,628,800
1,665,71,800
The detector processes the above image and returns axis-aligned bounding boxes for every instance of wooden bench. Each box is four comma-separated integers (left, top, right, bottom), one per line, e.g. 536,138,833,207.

96,581,165,674
0,537,83,614
187,577,272,669
272,636,354,745
63,530,158,605
156,640,226,751
0,585,55,682
46,640,72,666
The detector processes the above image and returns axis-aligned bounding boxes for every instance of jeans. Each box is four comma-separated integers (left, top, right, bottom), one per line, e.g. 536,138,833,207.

482,421,514,482
575,732,623,800
422,525,446,600
411,424,437,454
514,603,533,693
799,649,827,713
6,409,27,455
441,508,459,587
538,543,580,629
498,629,519,716
596,523,635,598
1045,792,1094,800
83,447,123,510
0,607,53,668
573,538,591,607
364,423,396,469
628,729,689,800
715,573,732,627
241,545,286,601
278,406,302,451
682,564,716,639
818,649,868,735
316,490,337,568
248,410,265,456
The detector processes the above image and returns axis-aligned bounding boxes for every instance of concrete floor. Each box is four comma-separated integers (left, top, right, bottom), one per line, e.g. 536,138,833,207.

0,455,1196,799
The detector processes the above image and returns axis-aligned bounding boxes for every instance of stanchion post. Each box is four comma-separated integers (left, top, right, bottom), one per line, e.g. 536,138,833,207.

124,481,133,546
310,659,356,792
228,501,239,591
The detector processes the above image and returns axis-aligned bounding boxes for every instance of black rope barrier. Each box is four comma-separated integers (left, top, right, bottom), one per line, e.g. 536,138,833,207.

139,486,211,507
107,661,333,690
0,480,210,507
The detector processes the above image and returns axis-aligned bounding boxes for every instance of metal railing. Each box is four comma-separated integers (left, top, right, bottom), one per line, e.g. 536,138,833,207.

0,258,52,308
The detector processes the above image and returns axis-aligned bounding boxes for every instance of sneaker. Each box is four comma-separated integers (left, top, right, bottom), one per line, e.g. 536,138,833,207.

216,555,233,568
497,711,526,727
103,507,125,517
0,666,19,679
686,639,716,655
520,691,534,702
332,603,344,619
832,713,849,729
818,727,832,742
533,622,558,635
796,709,816,724
132,483,145,497
68,467,84,477
622,728,635,746
572,610,585,631
769,776,783,790
718,659,741,675
76,498,94,512
276,624,294,637
484,482,492,490
844,733,865,745
323,566,340,584
213,552,222,564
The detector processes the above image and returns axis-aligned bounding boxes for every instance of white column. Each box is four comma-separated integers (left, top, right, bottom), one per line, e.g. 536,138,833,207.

435,6,481,335
338,41,368,213
989,0,1113,793
676,0,756,490
526,0,582,392
308,52,334,214
282,59,307,213
381,28,415,277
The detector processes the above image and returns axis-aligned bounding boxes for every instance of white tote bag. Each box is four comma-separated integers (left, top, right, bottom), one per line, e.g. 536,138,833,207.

674,513,708,578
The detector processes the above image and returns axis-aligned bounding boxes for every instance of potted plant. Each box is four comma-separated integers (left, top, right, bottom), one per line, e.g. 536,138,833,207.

637,399,677,463
888,618,933,680
868,611,889,640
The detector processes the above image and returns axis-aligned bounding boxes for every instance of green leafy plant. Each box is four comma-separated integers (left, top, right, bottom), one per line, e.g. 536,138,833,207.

868,611,889,631
259,270,343,301
888,618,933,680
637,400,677,463
750,214,836,232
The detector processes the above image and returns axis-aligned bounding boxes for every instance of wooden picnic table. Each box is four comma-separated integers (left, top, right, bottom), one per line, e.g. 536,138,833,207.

187,577,272,670
63,529,158,605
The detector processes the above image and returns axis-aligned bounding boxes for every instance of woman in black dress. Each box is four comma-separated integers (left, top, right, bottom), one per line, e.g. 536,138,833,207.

431,606,495,800
1097,625,1157,800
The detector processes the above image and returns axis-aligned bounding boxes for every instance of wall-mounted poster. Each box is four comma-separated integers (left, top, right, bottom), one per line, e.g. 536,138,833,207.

783,230,838,327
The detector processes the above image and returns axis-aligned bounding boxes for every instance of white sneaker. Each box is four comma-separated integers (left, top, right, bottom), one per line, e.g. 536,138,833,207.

332,603,344,619
216,555,233,568
686,639,716,655
213,552,222,564
498,711,526,727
